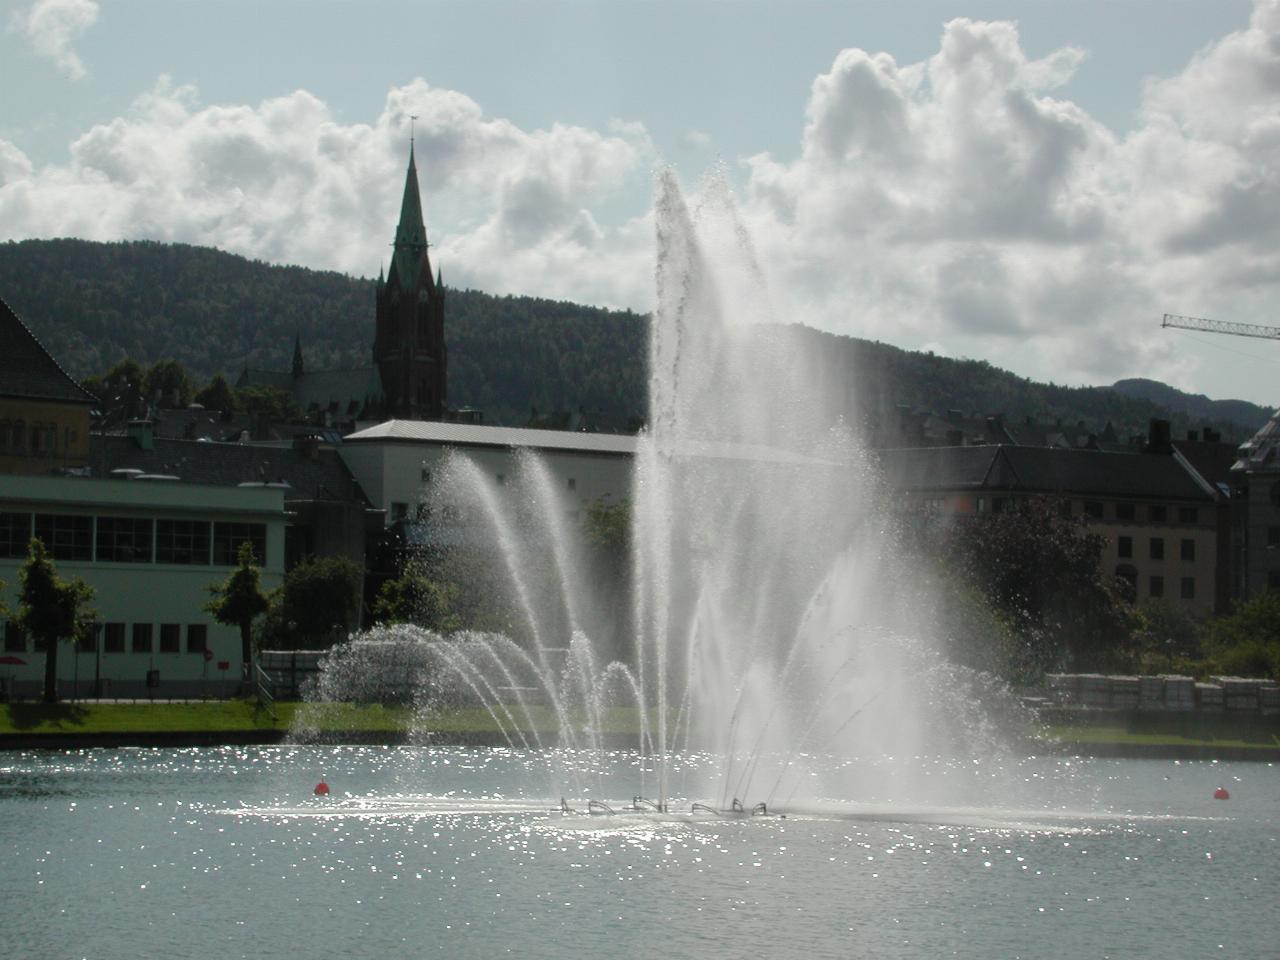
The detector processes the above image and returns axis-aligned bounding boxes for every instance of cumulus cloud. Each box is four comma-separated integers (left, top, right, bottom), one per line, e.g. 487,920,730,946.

2,3,1278,398
735,5,1280,393
9,0,99,80
0,77,656,307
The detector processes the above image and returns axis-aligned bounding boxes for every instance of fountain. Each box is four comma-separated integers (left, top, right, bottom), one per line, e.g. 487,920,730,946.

304,170,1020,816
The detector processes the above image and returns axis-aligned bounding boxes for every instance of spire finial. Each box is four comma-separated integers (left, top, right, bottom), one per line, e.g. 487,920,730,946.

410,114,418,146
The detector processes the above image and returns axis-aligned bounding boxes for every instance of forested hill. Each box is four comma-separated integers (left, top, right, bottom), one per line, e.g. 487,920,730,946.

0,238,647,427
0,238,1270,438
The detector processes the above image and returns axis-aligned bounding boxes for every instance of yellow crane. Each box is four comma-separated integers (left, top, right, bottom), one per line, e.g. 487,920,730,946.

1161,313,1280,341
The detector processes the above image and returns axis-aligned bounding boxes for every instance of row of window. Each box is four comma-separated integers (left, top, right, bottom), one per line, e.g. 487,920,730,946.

1114,568,1196,600
0,420,76,457
4,621,208,654
1086,501,1199,525
0,512,266,566
1117,535,1198,562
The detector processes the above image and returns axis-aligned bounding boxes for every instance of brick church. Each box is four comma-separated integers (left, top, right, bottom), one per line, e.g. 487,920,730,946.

238,143,448,424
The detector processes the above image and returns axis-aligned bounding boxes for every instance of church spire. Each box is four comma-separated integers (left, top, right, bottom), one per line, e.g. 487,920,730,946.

390,142,430,290
291,334,304,378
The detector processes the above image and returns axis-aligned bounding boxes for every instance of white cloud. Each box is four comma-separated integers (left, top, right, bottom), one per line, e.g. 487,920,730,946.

2,4,1278,399
733,6,1280,394
9,0,99,80
0,77,656,307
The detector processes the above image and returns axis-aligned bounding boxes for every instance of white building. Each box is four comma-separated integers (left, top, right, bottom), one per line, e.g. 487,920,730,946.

0,474,286,699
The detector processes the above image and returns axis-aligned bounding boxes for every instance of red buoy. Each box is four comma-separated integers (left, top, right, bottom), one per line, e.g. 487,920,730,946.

1213,786,1230,800
314,781,330,796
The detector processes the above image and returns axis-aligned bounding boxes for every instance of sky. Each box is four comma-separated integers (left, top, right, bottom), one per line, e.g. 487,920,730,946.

3,0,1279,407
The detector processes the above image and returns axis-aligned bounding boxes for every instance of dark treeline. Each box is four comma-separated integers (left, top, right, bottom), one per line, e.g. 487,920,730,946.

0,238,1269,437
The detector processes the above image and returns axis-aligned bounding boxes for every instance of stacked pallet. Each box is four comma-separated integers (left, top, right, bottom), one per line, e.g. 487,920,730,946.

1259,686,1280,715
1078,674,1111,708
1110,676,1141,709
1195,682,1225,712
1215,677,1261,712
1161,675,1196,711
1138,675,1165,710
1046,674,1079,704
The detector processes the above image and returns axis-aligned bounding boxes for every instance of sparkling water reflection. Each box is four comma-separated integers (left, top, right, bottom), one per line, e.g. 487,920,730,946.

1,746,1276,959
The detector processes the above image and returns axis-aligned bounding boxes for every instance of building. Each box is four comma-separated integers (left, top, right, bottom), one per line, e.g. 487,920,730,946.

0,296,96,476
879,426,1225,615
236,143,447,427
340,419,634,527
1230,409,1280,599
0,473,286,699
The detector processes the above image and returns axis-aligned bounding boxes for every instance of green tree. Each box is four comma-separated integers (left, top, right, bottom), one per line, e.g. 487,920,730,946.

142,358,194,408
17,539,96,703
236,384,300,423
205,541,272,678
372,560,462,633
943,496,1134,674
194,373,237,415
1206,591,1280,679
278,555,363,648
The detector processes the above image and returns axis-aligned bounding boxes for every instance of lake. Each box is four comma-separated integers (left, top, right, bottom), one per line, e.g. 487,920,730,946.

1,745,1276,959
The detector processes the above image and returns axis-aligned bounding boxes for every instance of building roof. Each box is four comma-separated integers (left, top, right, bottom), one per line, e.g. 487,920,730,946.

879,444,1214,502
1233,409,1280,474
0,296,97,405
89,435,371,505
346,418,638,456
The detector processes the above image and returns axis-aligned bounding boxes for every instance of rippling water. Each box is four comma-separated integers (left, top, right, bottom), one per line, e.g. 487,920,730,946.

0,746,1275,959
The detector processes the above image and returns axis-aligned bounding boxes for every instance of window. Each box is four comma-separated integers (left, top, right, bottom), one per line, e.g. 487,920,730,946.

186,624,208,654
1269,570,1280,591
390,502,408,522
160,623,180,653
80,626,97,652
96,517,153,563
212,522,266,565
992,497,1010,514
33,514,92,561
0,512,31,558
1118,535,1133,559
1057,500,1073,519
1115,503,1136,522
1115,564,1138,602
1180,539,1196,562
1149,504,1167,522
420,468,431,482
567,478,577,491
1180,577,1195,600
156,520,210,565
1149,575,1164,598
496,474,506,486
1149,537,1165,560
4,621,26,653
1179,507,1199,524
1271,481,1280,508
104,622,125,653
975,497,988,514
1084,501,1103,520
1269,526,1280,548
131,623,153,653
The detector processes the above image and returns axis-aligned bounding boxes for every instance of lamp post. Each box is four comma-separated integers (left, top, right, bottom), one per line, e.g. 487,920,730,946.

93,621,103,699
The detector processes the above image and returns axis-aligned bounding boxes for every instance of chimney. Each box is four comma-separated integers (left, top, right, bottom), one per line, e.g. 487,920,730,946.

1145,418,1173,454
127,419,154,451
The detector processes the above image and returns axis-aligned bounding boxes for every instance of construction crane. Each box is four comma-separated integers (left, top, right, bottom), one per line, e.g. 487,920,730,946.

1161,313,1280,341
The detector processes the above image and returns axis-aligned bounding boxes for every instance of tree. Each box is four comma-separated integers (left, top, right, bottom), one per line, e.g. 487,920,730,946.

1206,591,1280,679
205,541,272,678
236,384,300,423
194,373,237,415
17,539,96,703
942,496,1134,673
142,358,194,408
372,560,462,633
278,555,363,648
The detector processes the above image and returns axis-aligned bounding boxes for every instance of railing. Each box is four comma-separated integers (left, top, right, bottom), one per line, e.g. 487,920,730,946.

253,662,278,721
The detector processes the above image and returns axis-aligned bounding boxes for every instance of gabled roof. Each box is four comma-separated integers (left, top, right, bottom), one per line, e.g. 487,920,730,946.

89,435,371,505
0,296,97,404
878,444,1214,502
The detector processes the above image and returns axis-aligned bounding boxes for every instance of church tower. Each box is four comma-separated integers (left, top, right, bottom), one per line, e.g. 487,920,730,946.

373,143,447,420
